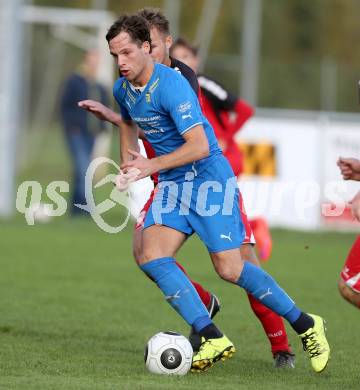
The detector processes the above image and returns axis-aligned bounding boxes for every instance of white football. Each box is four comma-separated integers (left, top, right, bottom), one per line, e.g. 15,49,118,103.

144,331,193,375
25,202,53,224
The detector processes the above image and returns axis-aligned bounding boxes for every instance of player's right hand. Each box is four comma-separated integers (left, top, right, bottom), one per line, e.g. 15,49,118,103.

121,150,159,181
78,100,122,126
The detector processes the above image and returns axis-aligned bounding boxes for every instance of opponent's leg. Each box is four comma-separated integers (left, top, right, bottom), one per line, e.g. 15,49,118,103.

249,217,272,261
338,236,360,308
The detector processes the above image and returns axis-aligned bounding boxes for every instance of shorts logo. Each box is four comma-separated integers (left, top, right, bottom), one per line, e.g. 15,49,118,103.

220,232,232,241
177,101,192,113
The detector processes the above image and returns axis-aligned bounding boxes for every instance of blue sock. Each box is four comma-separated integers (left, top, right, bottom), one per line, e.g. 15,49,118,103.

140,257,212,331
237,262,301,324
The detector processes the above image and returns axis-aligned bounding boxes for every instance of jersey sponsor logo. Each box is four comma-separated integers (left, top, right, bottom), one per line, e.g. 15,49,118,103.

177,101,192,113
132,115,161,122
143,128,164,135
146,93,151,103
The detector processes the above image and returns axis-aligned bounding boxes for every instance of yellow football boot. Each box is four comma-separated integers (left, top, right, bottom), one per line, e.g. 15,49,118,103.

299,314,330,373
191,335,235,372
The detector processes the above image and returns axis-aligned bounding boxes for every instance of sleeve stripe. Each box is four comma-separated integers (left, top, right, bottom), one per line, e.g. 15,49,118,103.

179,122,203,135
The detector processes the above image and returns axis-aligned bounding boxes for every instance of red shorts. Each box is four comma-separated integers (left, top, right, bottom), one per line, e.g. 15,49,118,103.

135,186,255,245
340,236,360,293
134,188,157,230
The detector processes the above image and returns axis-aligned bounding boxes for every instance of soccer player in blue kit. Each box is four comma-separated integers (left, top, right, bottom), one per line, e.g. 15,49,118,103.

106,14,330,373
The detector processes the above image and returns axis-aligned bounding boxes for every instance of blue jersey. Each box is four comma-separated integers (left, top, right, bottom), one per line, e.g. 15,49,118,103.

113,63,221,182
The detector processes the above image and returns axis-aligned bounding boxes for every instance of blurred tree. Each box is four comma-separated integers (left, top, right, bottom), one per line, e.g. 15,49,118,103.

31,0,360,111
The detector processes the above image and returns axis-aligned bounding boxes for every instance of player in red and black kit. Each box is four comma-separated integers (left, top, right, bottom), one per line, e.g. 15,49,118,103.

337,157,360,308
79,9,294,368
171,37,272,262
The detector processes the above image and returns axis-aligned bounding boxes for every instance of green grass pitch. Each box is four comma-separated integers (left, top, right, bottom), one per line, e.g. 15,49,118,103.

0,216,359,389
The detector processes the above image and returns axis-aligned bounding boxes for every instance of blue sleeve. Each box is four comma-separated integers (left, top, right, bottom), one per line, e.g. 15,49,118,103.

113,78,132,121
160,72,203,135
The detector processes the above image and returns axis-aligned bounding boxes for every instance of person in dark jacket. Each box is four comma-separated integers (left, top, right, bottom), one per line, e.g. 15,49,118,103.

60,49,109,215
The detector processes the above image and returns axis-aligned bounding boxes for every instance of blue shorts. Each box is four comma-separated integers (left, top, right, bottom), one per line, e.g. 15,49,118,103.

143,155,245,252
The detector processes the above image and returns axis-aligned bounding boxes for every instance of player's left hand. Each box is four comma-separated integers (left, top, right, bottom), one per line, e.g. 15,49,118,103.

121,149,158,180
349,190,360,222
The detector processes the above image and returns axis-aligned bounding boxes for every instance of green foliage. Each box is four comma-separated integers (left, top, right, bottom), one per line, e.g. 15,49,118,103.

30,0,360,111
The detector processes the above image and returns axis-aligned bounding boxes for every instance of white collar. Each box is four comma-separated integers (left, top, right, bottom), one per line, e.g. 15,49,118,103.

129,82,147,94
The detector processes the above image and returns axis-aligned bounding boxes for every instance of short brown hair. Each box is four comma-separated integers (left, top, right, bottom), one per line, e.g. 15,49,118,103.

137,8,170,35
170,37,199,57
106,14,151,48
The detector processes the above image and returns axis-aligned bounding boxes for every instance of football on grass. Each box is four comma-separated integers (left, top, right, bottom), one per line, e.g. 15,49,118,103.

144,331,193,375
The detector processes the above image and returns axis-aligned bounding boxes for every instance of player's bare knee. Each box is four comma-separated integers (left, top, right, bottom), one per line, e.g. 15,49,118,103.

214,263,239,283
211,249,243,283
